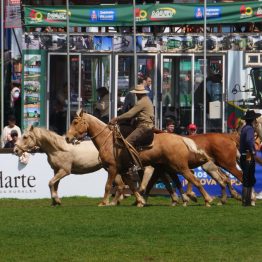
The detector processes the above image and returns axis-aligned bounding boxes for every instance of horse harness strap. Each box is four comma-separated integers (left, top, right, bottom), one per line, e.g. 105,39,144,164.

113,125,143,170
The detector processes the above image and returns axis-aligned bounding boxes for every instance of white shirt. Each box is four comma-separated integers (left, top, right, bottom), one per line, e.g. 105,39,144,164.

1,125,22,148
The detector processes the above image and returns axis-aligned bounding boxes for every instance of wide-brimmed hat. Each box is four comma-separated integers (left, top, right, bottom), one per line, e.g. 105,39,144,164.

242,110,261,120
130,84,149,94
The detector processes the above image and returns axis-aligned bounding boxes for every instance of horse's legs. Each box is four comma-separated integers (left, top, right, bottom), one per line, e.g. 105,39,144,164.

99,166,117,206
186,180,198,203
202,161,227,204
49,169,69,206
180,168,213,207
110,174,126,206
158,172,180,206
139,166,155,193
122,173,146,207
168,172,190,206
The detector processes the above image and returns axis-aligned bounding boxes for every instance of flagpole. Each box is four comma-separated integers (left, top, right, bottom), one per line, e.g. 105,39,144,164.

1,0,4,133
133,0,137,88
66,0,71,129
203,0,207,133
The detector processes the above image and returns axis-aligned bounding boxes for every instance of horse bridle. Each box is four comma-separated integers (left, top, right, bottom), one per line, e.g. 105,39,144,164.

14,132,39,153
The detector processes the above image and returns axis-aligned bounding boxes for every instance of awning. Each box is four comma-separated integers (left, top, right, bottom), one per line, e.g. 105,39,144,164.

23,2,262,27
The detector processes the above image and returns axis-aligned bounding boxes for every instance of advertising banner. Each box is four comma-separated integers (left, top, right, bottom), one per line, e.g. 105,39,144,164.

0,153,107,199
21,50,46,130
23,2,262,27
4,0,22,28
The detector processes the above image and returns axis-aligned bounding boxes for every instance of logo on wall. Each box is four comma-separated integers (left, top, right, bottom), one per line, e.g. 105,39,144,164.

90,9,115,22
195,7,221,20
135,8,147,22
240,5,253,18
46,10,69,22
150,7,176,21
29,9,43,22
255,7,262,18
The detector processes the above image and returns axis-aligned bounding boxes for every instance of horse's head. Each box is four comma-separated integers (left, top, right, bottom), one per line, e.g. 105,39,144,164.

14,126,38,156
66,108,88,144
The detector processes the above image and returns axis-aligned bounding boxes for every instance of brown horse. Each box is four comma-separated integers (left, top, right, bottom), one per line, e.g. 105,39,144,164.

65,109,214,207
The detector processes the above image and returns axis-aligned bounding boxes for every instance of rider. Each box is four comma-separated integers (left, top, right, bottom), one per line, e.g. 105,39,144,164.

110,84,154,145
109,84,154,171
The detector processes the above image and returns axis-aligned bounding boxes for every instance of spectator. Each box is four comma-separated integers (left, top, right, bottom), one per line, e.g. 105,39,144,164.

164,118,175,133
1,115,22,148
144,76,153,102
187,123,197,135
4,130,19,148
94,87,109,123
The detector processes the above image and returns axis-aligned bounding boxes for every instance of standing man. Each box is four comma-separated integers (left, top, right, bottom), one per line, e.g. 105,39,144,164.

187,123,197,135
144,76,153,102
240,110,261,206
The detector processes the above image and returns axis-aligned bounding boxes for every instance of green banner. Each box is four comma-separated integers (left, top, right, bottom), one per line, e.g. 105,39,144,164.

24,2,262,27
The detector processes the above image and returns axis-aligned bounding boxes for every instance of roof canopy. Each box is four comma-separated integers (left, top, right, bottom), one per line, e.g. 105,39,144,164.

23,2,262,27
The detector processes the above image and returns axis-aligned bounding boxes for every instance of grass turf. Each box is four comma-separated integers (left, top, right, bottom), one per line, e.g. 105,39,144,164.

0,196,261,262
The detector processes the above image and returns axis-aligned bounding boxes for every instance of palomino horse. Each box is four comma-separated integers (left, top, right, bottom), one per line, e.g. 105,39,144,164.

65,109,214,207
14,126,125,206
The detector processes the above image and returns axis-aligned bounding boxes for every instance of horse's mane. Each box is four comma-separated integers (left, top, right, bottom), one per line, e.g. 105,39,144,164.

30,127,69,151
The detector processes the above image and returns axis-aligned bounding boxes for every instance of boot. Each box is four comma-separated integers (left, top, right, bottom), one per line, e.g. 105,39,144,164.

242,186,252,206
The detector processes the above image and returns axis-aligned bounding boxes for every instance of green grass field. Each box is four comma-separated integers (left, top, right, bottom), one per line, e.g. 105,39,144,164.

0,196,261,262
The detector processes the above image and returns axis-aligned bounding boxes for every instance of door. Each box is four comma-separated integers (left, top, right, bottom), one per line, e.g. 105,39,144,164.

48,53,81,135
160,54,193,133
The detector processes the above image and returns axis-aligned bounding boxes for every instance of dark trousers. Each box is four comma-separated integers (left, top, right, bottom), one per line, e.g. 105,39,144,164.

240,155,256,206
240,155,256,187
126,126,152,147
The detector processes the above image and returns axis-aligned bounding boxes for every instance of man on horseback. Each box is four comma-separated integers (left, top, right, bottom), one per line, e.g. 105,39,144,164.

109,84,154,173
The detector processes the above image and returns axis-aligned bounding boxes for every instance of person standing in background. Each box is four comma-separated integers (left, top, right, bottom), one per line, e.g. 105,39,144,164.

4,130,19,148
164,118,175,133
240,110,261,206
1,115,21,148
94,87,110,123
187,123,197,135
144,76,153,102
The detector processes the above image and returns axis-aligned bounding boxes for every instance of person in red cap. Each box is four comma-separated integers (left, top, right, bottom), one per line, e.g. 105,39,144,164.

187,123,197,135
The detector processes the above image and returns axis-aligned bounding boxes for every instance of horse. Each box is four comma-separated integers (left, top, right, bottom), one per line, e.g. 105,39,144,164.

141,132,242,205
13,126,112,206
65,109,214,207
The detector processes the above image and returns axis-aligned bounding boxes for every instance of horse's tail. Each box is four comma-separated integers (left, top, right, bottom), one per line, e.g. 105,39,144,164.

182,137,211,162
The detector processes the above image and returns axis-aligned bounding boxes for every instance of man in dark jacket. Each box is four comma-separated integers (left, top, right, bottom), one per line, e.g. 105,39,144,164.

240,109,261,206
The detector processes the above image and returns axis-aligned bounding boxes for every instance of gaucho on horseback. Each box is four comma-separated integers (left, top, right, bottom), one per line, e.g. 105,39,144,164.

109,84,154,174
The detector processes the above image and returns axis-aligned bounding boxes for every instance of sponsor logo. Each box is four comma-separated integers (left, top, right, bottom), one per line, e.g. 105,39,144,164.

90,9,115,22
135,8,148,21
255,7,262,18
240,5,253,18
29,9,43,23
195,7,221,19
150,7,176,21
46,10,69,22
0,171,36,189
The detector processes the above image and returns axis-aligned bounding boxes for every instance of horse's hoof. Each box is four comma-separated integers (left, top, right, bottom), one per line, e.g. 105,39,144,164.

171,201,178,206
186,193,198,203
205,202,212,207
217,202,223,206
98,202,108,206
182,202,188,207
182,194,190,203
137,202,144,207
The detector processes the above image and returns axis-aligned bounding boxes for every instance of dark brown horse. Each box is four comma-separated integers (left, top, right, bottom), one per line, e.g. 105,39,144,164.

65,109,214,207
